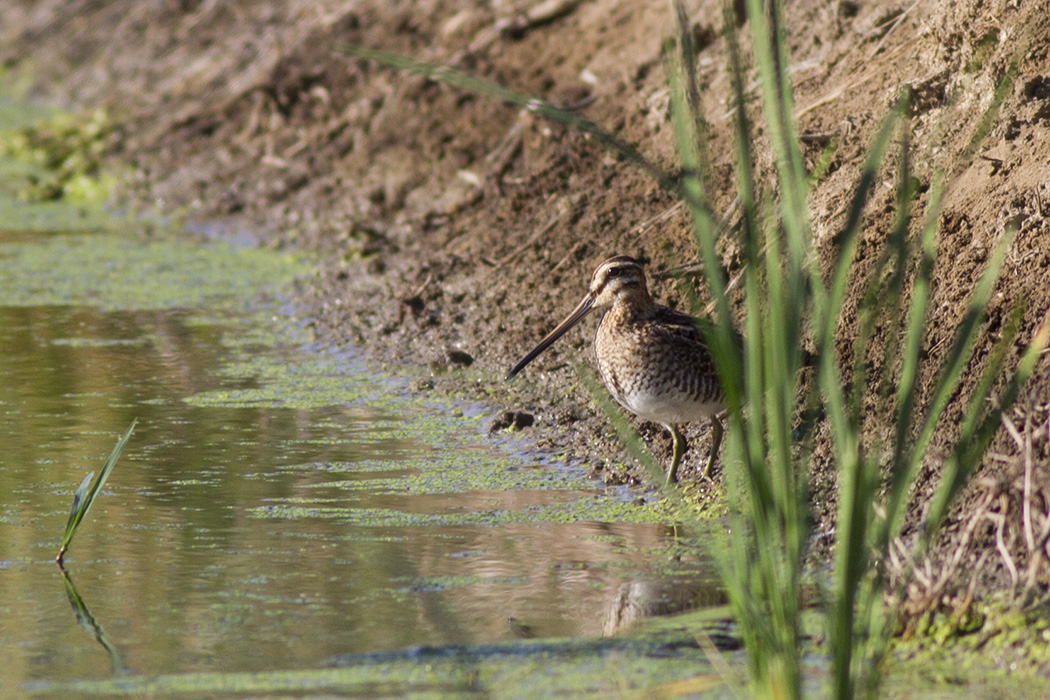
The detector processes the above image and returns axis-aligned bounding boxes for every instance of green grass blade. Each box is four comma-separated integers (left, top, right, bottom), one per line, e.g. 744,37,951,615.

57,419,137,564
339,44,687,202
672,0,711,188
878,178,942,538
743,0,807,275
924,303,1044,536
887,305,1047,590
904,228,1013,494
669,0,745,444
666,0,730,334
66,471,94,527
819,101,902,349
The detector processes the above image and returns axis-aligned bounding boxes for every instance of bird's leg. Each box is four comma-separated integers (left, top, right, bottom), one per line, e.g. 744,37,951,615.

702,415,724,480
666,425,685,485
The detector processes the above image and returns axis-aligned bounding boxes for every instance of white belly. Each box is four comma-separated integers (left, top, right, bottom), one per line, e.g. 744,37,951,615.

620,387,723,426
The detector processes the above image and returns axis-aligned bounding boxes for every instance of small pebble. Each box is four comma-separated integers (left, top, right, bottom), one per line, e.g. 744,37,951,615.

488,410,535,433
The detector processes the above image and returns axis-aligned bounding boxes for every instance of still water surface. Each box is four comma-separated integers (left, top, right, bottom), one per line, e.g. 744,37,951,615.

0,228,715,696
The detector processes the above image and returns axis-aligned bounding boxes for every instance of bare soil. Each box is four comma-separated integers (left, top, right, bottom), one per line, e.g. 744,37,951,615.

4,0,1049,611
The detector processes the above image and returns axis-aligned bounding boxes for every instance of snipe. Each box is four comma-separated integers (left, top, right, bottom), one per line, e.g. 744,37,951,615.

507,255,725,484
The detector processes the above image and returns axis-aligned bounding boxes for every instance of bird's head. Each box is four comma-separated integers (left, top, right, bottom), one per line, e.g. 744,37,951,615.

506,255,650,379
588,256,650,310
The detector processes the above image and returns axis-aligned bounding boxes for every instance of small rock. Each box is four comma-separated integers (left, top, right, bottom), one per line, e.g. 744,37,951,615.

489,410,535,433
447,349,474,367
402,295,425,315
366,257,386,275
508,617,537,639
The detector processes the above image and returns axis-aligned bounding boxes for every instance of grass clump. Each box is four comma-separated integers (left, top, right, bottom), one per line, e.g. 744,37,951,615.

0,107,116,204
666,1,1046,698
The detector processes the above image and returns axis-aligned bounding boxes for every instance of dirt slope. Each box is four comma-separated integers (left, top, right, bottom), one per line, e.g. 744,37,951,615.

3,0,1049,608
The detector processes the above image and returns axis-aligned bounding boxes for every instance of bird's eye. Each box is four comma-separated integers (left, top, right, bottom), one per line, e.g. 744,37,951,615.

608,267,624,278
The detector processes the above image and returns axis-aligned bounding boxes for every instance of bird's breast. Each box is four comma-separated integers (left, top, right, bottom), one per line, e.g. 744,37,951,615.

594,311,723,424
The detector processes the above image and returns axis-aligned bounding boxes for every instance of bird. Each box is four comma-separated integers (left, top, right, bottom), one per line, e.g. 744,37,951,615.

507,255,727,485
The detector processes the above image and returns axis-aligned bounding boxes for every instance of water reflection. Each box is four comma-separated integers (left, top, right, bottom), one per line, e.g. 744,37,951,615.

0,231,717,694
602,573,726,636
60,570,127,676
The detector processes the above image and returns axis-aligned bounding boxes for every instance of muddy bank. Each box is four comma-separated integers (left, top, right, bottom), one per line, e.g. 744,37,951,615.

3,0,1049,611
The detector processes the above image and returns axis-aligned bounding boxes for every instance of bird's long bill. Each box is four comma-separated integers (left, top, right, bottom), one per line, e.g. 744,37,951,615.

507,293,595,379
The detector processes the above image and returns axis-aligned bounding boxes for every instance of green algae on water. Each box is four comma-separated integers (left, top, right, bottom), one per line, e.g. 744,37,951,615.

0,233,306,311
28,635,715,699
253,492,669,528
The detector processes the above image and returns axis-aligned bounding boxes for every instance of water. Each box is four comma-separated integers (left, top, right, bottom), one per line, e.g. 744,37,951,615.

0,228,717,697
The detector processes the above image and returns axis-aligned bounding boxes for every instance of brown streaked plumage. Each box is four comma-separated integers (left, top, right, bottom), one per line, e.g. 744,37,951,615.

507,255,726,484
